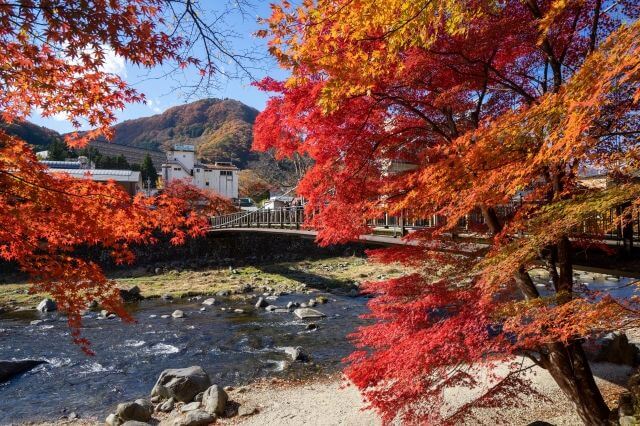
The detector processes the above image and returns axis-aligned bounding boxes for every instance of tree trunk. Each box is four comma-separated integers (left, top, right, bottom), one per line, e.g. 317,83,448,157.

480,202,611,424
480,204,501,235
543,237,610,424
514,266,540,300
618,202,634,256
544,341,611,425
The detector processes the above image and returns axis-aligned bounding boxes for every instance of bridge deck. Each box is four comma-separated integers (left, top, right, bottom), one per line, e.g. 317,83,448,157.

208,226,418,246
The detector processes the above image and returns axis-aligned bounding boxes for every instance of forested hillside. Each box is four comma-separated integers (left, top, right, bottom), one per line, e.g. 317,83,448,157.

106,98,259,167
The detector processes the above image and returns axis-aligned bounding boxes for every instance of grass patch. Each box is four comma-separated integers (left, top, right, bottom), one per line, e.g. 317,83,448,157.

0,256,409,310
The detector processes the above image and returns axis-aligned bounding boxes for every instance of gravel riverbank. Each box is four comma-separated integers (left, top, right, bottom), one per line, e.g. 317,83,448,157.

220,361,632,426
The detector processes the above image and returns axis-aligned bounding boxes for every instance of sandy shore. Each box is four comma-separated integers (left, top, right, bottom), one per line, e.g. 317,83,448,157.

26,359,632,425
221,360,633,426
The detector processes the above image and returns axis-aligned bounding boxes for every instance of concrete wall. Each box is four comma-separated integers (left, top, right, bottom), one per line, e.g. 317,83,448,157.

100,232,366,271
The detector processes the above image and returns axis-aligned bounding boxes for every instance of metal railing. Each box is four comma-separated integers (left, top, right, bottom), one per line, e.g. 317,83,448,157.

210,204,640,244
210,206,306,230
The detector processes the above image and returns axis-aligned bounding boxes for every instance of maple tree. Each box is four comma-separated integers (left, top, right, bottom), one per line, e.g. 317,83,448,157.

256,0,640,424
0,0,241,352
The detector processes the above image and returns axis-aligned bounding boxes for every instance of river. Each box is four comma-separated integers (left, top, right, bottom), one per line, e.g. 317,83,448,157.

0,292,369,423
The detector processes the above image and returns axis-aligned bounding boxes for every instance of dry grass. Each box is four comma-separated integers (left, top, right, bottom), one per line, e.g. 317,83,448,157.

0,256,409,310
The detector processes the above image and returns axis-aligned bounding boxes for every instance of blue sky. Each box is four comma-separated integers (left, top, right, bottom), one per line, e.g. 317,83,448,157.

30,2,287,134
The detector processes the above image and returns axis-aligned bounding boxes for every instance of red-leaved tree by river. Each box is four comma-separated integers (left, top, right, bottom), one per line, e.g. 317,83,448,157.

255,0,640,423
0,1,242,353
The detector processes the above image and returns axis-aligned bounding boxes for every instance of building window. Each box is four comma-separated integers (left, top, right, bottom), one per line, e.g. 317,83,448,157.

173,167,180,171
220,170,233,176
196,168,200,172
205,182,209,186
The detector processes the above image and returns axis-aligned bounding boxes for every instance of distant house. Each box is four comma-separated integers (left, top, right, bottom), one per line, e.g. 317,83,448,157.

161,144,239,199
263,195,295,210
42,157,142,196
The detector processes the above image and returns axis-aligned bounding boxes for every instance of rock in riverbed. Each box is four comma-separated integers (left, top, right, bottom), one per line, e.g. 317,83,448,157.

255,297,268,308
171,310,185,319
179,401,201,412
116,399,153,422
202,384,228,415
157,397,175,412
166,409,215,426
594,332,640,366
36,298,57,312
119,286,143,303
316,296,329,304
201,298,216,306
105,413,121,426
0,359,47,383
238,403,259,417
294,308,326,320
284,346,309,362
151,366,211,403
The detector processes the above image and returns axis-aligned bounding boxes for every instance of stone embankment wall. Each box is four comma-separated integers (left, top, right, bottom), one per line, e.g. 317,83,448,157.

94,232,367,272
0,231,368,278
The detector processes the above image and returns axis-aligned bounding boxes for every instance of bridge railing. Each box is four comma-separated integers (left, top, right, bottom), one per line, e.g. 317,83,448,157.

210,204,640,244
210,206,306,229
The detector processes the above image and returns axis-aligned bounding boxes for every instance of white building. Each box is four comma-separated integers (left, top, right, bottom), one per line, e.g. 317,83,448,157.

161,144,238,199
263,195,294,210
41,158,142,196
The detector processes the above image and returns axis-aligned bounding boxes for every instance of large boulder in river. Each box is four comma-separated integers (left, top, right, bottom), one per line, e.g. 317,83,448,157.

293,308,326,320
151,366,212,403
202,384,228,415
116,399,153,422
36,298,57,312
0,359,46,383
594,332,640,366
119,286,143,303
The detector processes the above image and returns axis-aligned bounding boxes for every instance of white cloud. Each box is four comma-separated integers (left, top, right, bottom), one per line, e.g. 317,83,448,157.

147,99,162,114
51,112,70,121
34,106,69,122
100,46,127,77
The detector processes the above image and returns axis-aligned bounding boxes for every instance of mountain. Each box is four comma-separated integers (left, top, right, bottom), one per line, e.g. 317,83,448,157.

105,98,259,168
5,98,260,169
1,121,62,150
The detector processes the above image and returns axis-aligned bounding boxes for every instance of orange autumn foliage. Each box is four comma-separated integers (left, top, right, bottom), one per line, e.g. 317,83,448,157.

0,1,234,353
257,0,640,423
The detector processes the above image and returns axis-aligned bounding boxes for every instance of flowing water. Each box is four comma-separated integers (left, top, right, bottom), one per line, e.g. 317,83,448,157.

0,292,369,423
0,268,636,424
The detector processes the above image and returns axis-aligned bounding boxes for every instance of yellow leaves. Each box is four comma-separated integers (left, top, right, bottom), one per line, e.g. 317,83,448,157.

262,0,493,107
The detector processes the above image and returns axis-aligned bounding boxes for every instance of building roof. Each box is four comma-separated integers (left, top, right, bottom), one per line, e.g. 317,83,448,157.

269,195,294,202
41,160,84,169
162,160,238,171
172,144,195,152
195,162,238,171
47,168,141,182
